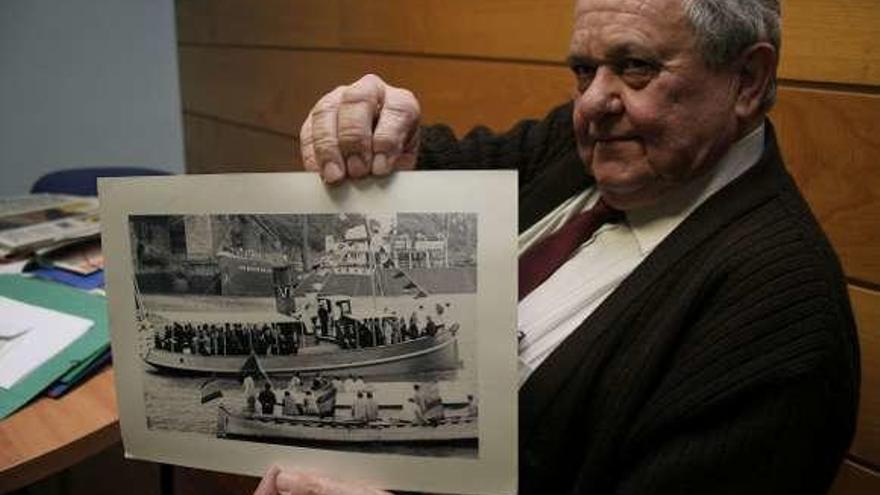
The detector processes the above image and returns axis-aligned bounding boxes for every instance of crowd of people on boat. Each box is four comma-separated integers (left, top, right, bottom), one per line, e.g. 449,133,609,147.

330,304,448,350
151,302,453,355
152,321,301,356
240,372,477,424
242,372,372,417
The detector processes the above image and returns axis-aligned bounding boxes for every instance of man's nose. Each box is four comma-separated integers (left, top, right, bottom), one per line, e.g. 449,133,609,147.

575,66,624,123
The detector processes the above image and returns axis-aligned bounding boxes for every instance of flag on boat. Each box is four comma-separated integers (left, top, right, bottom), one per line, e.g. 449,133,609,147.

315,385,337,417
199,377,223,404
240,353,271,384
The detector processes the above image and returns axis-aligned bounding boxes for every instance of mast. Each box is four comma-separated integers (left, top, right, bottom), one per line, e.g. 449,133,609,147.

302,215,310,271
362,215,384,347
445,213,450,268
362,215,379,312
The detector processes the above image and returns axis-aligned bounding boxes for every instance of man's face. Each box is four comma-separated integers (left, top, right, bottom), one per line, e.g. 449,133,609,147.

570,0,742,210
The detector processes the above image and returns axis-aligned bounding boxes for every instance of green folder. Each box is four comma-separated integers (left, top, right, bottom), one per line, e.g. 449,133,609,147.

57,343,110,384
0,275,109,419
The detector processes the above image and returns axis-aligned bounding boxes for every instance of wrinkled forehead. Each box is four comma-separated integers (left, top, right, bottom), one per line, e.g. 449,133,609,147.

574,0,684,21
571,0,694,55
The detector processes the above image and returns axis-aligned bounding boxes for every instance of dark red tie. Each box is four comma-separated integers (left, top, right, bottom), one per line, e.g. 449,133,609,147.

519,197,623,300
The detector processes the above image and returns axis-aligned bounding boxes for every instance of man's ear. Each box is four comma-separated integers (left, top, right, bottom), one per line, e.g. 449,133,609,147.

734,42,778,119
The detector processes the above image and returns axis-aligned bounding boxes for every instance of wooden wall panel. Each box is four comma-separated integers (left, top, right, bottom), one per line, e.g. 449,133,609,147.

177,0,342,49
178,47,574,138
183,114,296,174
177,0,880,86
829,461,880,495
176,0,574,63
779,0,880,86
850,286,880,468
770,88,880,285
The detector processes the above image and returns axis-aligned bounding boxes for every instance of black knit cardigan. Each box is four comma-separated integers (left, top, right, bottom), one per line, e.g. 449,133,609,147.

418,103,860,495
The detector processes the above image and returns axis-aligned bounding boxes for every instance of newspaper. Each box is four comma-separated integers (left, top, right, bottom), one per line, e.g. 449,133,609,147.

0,194,100,258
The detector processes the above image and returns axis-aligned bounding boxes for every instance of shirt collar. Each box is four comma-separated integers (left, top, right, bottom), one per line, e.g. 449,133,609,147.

627,123,766,254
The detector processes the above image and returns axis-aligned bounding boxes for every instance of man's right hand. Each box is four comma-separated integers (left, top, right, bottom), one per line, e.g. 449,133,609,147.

300,74,421,184
253,465,391,495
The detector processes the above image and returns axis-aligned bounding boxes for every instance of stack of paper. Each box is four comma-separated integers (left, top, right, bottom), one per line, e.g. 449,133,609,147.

0,194,106,291
0,296,93,388
0,194,100,260
0,275,109,419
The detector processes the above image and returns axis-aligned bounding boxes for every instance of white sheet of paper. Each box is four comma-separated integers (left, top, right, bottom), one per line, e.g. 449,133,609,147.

0,295,93,389
0,319,30,339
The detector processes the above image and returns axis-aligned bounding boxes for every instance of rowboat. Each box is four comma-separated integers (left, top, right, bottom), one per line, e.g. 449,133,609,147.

216,405,477,444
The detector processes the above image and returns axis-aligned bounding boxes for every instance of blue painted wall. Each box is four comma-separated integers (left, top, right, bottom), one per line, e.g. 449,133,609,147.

0,0,184,197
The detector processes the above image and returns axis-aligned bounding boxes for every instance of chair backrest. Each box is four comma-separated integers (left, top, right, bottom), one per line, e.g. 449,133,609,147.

31,167,172,196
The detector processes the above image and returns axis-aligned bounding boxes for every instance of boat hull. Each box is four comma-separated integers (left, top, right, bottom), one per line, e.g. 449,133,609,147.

144,331,460,376
217,407,477,444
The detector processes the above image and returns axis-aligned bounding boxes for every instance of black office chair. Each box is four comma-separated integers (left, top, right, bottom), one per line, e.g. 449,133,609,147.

31,167,172,196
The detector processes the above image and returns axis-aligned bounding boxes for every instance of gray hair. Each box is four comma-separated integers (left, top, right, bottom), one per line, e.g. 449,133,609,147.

681,0,781,110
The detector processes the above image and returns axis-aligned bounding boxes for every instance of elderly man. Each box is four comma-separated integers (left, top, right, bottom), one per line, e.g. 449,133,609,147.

256,0,858,494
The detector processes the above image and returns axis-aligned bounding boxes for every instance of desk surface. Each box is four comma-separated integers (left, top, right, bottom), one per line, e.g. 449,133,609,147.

0,367,119,492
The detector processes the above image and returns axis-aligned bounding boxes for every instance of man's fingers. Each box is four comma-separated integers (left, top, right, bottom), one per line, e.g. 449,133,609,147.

310,87,347,183
299,73,421,183
372,86,420,176
274,470,390,495
394,125,421,171
299,114,318,172
337,74,386,179
253,465,281,495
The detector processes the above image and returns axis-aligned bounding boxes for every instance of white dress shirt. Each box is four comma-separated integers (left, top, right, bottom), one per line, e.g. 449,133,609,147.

517,124,766,384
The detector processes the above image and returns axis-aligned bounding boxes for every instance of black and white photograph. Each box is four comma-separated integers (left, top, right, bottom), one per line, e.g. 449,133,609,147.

100,172,517,495
132,212,479,457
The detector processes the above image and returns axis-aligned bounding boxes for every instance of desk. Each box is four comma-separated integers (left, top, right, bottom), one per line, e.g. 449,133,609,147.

0,367,119,493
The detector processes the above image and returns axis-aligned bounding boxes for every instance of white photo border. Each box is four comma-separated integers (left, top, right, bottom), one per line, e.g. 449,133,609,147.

99,171,517,495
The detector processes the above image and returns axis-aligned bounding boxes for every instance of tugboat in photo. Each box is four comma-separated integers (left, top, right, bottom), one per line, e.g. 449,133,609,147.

142,299,462,377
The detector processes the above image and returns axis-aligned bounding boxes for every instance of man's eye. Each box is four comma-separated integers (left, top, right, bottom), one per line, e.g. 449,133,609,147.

621,58,652,70
618,59,657,86
571,64,596,92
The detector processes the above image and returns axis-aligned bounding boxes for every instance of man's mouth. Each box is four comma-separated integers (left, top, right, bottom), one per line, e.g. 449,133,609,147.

594,135,637,143
598,181,644,195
